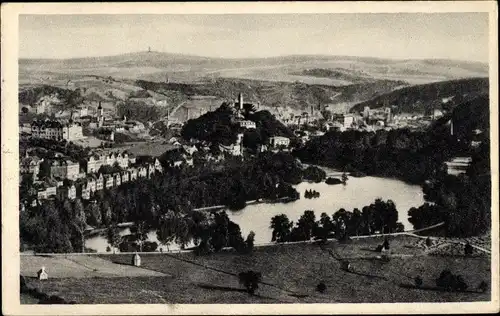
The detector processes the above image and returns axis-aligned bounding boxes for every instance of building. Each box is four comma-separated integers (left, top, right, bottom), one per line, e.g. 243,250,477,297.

238,120,256,129
87,177,97,193
113,173,121,187
20,156,43,178
30,119,83,141
116,152,130,169
95,174,104,191
77,182,91,200
268,136,291,149
49,159,80,181
104,174,114,189
343,114,355,129
121,170,130,183
97,128,115,141
257,144,268,153
129,168,138,181
85,154,105,174
138,166,148,178
183,144,198,156
45,185,57,198
58,184,76,200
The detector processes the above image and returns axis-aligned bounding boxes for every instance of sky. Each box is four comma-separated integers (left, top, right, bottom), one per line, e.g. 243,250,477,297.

19,13,489,62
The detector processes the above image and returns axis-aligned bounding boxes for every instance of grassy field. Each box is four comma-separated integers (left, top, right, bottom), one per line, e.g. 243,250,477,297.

23,235,491,304
112,140,177,157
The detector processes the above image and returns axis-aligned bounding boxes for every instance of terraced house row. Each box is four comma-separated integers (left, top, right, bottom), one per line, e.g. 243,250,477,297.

21,148,163,206
31,161,163,204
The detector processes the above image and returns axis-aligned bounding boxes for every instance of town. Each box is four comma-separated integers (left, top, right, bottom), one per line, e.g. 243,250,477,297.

20,88,456,211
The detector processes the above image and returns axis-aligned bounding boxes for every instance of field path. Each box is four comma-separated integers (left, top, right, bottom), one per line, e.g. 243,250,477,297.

21,255,169,279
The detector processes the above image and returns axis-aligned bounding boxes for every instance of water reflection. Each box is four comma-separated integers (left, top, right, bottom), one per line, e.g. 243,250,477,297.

85,175,424,252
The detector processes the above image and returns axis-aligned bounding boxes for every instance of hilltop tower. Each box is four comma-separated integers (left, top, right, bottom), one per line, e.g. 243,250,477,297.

148,46,151,53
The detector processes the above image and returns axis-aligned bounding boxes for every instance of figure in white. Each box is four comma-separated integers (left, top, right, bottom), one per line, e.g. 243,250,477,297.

37,266,48,280
133,253,141,267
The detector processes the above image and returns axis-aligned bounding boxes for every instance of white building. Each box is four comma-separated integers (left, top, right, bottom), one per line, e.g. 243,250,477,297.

343,114,355,129
268,136,291,149
31,120,83,141
238,120,256,129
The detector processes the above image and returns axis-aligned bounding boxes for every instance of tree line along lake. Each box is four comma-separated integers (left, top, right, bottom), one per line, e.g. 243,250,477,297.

85,166,425,252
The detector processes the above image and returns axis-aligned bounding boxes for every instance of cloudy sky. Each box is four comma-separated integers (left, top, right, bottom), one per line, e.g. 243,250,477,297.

19,13,489,62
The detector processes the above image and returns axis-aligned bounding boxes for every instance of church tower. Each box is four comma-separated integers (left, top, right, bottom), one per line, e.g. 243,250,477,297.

238,93,243,110
97,102,104,128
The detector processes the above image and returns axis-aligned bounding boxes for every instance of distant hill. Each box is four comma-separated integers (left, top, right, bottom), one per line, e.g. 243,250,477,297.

135,77,407,113
19,52,488,85
350,77,489,115
291,68,386,83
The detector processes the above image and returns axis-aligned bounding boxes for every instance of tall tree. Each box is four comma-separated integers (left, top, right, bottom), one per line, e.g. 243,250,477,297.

130,221,148,252
106,225,121,254
156,210,177,252
270,214,293,243
73,199,87,253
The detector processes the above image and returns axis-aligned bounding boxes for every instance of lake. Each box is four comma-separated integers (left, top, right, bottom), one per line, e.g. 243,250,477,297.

85,171,425,252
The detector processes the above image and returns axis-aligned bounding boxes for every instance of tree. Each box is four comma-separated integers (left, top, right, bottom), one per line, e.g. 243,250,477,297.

130,221,148,252
73,199,87,253
85,202,101,227
242,103,256,118
156,211,176,251
238,271,262,295
270,214,293,243
291,210,317,241
245,231,256,253
106,225,121,254
175,215,192,250
316,212,333,240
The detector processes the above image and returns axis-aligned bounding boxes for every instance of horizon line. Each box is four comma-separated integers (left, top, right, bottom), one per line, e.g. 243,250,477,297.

18,50,489,65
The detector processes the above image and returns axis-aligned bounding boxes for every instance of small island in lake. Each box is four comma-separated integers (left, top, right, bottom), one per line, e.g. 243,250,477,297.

304,189,320,199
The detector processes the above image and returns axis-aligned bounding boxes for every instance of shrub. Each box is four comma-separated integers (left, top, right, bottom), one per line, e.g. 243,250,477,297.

414,276,423,288
106,246,111,252
436,270,468,292
143,241,158,252
478,281,488,293
238,271,262,295
464,243,473,256
425,237,433,247
39,295,68,304
316,282,327,293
